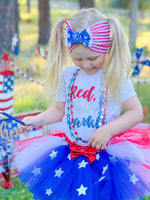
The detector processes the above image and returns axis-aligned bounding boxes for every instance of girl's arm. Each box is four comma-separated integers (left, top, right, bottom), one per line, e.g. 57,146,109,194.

23,101,66,127
88,96,143,149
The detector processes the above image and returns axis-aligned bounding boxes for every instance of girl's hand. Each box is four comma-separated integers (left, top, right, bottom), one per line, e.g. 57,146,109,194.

88,126,112,150
23,115,41,129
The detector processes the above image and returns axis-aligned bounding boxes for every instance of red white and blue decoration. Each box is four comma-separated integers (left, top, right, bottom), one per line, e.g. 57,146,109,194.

9,61,45,86
11,33,19,55
0,63,5,72
132,79,150,84
0,50,45,187
0,112,44,186
37,46,48,60
131,47,150,78
0,117,19,188
0,51,45,87
0,71,14,114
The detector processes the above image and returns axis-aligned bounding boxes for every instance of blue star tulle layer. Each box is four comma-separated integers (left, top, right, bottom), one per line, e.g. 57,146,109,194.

14,124,150,200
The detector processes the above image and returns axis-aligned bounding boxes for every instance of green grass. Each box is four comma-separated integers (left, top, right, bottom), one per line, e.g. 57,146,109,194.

14,80,48,113
0,176,33,200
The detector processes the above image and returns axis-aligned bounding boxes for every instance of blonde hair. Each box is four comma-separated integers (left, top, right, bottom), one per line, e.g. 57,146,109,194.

46,8,131,103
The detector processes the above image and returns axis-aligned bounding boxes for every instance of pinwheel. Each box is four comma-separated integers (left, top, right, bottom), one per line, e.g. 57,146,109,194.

37,46,48,59
131,47,150,78
11,33,19,55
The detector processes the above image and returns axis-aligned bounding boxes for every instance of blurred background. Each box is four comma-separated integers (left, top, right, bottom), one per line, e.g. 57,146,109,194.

0,0,150,119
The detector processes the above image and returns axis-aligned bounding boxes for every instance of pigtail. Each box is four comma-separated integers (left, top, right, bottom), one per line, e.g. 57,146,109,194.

46,17,67,104
103,17,131,102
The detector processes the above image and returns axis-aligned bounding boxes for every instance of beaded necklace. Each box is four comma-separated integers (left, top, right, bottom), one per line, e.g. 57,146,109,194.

67,68,108,143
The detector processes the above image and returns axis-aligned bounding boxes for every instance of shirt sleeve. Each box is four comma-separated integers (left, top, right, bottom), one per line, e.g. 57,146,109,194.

121,78,137,103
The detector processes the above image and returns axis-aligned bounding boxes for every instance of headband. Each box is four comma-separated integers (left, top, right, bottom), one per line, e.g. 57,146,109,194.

64,18,111,54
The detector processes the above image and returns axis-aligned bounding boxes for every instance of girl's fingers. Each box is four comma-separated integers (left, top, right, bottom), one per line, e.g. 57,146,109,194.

25,125,33,131
23,117,37,127
96,144,101,150
91,140,98,148
88,137,93,146
101,143,106,150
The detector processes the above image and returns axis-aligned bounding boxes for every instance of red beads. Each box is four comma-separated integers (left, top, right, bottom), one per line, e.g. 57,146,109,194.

67,68,108,143
72,124,75,128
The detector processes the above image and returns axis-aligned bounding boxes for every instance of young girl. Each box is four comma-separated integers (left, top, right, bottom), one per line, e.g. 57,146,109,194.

15,8,150,200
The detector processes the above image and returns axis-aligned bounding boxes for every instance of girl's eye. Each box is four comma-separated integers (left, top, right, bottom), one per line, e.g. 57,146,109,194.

75,58,82,61
89,57,96,61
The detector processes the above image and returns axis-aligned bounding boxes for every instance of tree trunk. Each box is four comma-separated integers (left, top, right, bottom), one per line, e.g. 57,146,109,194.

38,0,50,45
27,0,30,13
0,0,20,56
129,0,138,49
79,0,94,9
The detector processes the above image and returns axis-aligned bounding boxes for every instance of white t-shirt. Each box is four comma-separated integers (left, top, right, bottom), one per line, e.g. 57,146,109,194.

56,65,136,145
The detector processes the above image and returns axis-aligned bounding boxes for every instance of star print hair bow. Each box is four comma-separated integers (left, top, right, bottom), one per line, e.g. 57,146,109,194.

64,18,111,54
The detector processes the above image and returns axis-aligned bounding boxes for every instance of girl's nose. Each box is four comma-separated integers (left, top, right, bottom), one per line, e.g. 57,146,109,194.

81,62,90,69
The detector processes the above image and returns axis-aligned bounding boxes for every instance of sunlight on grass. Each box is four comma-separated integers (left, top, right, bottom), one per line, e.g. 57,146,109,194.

138,18,150,24
20,23,38,34
19,7,39,23
139,67,150,79
137,31,150,51
14,82,48,114
19,22,38,50
21,33,38,41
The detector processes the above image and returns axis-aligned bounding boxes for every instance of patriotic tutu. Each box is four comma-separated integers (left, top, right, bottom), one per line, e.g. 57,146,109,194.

14,124,150,200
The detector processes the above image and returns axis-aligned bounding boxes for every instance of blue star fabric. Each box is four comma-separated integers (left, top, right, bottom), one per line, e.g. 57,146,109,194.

17,142,149,200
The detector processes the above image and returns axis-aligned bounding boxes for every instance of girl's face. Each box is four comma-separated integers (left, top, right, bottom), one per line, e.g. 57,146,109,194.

71,45,106,75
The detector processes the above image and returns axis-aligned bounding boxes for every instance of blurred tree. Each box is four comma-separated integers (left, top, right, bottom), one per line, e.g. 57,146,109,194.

139,0,150,10
111,0,150,10
27,0,30,13
111,0,130,8
0,0,20,56
38,0,50,45
129,0,138,49
79,0,94,9
111,0,140,49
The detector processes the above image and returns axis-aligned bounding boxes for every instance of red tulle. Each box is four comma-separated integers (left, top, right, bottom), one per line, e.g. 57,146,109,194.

15,127,150,154
108,127,150,149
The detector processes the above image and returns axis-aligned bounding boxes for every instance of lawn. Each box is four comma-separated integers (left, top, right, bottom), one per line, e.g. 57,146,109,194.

0,176,33,200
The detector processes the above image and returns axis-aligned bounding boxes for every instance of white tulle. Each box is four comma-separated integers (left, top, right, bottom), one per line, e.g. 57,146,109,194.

15,136,68,171
106,141,149,164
